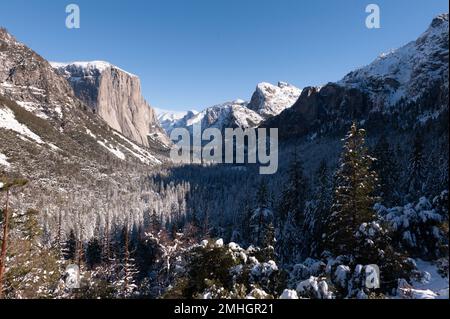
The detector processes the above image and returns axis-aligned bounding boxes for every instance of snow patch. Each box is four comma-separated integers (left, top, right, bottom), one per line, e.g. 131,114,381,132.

0,153,10,168
97,140,126,160
279,289,299,299
50,61,137,78
0,106,44,144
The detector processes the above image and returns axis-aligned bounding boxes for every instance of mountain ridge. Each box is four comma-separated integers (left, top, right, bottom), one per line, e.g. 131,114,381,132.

262,13,449,139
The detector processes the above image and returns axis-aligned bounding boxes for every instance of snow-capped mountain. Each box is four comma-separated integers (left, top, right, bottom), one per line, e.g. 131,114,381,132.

156,108,198,135
158,82,300,135
51,61,170,148
191,99,263,131
161,100,264,135
263,14,449,139
247,82,301,119
340,13,449,110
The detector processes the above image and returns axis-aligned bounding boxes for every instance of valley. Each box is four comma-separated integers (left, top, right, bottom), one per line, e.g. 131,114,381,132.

0,13,448,300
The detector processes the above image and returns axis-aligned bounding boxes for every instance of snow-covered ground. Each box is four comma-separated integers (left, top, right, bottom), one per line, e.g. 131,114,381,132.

412,260,449,299
0,106,44,144
398,259,449,299
0,152,10,168
97,140,126,160
84,128,161,164
50,61,138,78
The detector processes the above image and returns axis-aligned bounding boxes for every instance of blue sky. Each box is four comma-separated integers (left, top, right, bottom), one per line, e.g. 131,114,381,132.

0,0,448,111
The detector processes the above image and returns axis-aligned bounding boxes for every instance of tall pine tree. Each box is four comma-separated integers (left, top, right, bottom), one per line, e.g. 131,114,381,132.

276,151,309,264
309,159,332,257
372,135,400,205
407,132,425,201
326,123,378,256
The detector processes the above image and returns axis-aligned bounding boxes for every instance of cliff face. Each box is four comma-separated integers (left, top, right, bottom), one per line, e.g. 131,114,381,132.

0,28,76,122
247,82,301,119
52,61,170,148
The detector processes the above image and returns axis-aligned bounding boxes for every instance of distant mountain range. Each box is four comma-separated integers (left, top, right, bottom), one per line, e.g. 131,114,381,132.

156,81,301,135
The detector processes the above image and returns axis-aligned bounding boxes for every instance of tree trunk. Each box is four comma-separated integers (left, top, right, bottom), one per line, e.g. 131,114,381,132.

0,189,10,299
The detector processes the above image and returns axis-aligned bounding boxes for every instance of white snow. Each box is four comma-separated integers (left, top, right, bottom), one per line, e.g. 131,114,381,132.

50,61,137,78
85,128,96,139
15,101,49,119
296,276,333,299
0,106,44,144
411,260,449,299
334,265,351,288
340,14,449,107
0,153,10,168
250,82,301,117
246,288,270,299
214,238,224,247
112,131,161,165
155,108,193,122
97,140,126,160
156,108,199,135
279,289,299,299
84,128,160,164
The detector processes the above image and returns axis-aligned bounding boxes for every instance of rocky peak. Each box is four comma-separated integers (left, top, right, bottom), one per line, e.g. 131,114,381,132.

52,61,170,148
247,81,301,118
430,13,448,28
340,13,448,109
0,28,77,121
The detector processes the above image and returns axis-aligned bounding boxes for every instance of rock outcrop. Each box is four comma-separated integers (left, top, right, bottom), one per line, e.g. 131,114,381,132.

52,61,170,148
247,82,301,119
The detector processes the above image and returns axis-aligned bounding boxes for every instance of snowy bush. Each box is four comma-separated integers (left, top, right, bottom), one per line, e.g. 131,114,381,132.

290,258,326,281
296,276,333,299
377,192,449,259
279,289,299,299
165,239,285,299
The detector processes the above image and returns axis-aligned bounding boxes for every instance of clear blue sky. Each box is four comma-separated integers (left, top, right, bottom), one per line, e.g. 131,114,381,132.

0,0,448,111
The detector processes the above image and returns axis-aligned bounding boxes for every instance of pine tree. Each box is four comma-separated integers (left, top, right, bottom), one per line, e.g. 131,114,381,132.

407,132,425,201
115,225,138,298
276,151,309,264
64,229,77,261
372,135,400,205
240,195,253,246
326,123,378,256
86,237,102,269
309,159,332,257
250,180,274,250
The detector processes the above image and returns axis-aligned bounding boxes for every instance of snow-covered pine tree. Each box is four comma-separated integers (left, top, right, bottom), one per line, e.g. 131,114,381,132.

276,151,309,265
250,180,274,255
325,123,378,256
407,132,426,201
372,135,400,205
114,225,138,298
308,159,332,257
64,229,77,261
